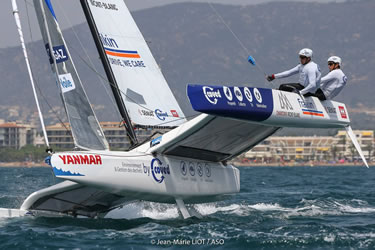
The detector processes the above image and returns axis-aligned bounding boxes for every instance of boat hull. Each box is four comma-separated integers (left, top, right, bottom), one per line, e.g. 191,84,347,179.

49,151,240,204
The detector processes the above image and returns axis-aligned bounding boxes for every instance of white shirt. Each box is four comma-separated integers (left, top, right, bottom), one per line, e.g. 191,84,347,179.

274,61,321,95
320,69,347,100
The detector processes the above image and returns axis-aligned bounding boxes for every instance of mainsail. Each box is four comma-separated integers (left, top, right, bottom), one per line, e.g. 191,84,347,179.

33,0,109,151
80,0,186,128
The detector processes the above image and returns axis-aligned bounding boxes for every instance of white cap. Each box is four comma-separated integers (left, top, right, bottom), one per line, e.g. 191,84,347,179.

299,48,313,58
328,56,342,65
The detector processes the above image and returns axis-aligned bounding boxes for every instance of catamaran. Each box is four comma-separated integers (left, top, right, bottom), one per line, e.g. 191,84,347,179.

1,0,368,219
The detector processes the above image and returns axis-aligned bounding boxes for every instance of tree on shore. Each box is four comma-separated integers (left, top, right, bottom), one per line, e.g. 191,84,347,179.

0,145,48,162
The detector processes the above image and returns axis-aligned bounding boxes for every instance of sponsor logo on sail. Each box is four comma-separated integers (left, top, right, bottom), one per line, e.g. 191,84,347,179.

203,86,221,105
234,87,243,102
100,33,118,48
170,110,179,117
59,154,102,165
339,106,347,119
89,0,118,11
155,109,168,121
105,47,141,59
46,44,69,64
58,73,76,93
143,158,170,183
138,109,154,118
100,33,145,68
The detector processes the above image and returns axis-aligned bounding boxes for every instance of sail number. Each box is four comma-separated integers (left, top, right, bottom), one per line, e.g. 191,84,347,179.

45,44,69,64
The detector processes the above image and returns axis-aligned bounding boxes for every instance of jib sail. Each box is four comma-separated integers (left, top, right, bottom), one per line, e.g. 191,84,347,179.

81,0,186,128
34,0,109,151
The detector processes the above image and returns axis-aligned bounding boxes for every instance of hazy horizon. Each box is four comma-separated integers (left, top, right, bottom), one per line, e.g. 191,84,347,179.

1,0,350,48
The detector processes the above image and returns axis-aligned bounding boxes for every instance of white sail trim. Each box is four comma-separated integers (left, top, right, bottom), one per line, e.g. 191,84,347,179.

86,0,186,127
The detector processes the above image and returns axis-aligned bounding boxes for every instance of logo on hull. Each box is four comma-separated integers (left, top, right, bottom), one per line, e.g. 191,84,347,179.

58,154,102,165
339,106,347,119
203,86,221,105
145,158,170,183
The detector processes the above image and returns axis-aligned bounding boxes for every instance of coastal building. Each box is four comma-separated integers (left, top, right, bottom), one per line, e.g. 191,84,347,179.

46,122,168,150
244,130,374,163
334,130,374,161
0,122,37,149
245,136,335,162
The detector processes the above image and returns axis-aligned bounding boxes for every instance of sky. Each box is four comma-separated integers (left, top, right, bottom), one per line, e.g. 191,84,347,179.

2,0,348,48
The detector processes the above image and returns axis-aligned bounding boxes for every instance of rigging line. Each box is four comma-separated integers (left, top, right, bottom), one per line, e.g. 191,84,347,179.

207,2,270,81
24,0,33,41
34,76,73,136
55,0,122,123
22,0,72,136
207,2,249,55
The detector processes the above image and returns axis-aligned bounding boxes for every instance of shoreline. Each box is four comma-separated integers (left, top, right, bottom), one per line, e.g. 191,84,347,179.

0,162,48,168
0,162,372,168
233,162,373,167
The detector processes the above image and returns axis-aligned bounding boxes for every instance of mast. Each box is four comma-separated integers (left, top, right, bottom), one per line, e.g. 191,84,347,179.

12,0,51,151
80,0,138,146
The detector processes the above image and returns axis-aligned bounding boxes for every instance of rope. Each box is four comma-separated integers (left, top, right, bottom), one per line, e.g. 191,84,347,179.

207,2,275,88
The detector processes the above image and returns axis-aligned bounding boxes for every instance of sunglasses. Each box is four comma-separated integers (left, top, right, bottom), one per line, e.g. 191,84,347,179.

299,56,307,59
328,62,334,66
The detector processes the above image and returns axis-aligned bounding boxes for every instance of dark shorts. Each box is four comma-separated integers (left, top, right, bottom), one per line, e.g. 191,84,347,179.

278,83,326,100
278,83,304,92
314,88,326,101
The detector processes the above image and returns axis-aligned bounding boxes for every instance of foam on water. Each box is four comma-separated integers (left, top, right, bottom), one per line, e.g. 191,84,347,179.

106,201,179,220
106,197,375,220
2,167,375,248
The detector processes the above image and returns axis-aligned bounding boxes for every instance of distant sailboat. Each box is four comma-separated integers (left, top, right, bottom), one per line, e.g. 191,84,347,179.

0,0,368,219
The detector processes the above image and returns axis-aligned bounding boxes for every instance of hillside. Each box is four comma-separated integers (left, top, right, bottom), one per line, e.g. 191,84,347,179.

0,1,374,131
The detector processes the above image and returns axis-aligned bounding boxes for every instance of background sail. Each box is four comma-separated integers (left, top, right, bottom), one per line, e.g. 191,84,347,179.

85,0,186,127
34,0,109,151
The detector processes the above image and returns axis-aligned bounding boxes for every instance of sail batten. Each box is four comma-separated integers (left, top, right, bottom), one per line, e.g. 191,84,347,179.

34,0,109,151
82,0,187,128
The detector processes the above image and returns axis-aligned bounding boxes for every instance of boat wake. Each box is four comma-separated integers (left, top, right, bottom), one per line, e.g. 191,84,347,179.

105,197,375,220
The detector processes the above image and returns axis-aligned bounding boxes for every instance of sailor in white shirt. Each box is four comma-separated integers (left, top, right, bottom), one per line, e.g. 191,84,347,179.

267,48,321,97
314,56,347,101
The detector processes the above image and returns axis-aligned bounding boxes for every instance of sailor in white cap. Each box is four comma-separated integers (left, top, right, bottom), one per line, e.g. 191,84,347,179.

267,48,321,97
314,56,347,100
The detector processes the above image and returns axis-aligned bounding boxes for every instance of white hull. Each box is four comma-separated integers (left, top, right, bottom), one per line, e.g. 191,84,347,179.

47,151,240,204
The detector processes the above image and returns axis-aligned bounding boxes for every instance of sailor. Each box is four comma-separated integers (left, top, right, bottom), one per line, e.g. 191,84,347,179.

313,56,347,101
266,48,321,97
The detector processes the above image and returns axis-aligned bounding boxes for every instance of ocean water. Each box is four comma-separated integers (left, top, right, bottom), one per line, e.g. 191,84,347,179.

1,166,375,249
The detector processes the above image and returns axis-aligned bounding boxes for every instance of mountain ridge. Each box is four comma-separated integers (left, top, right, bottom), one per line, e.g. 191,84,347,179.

1,1,374,130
